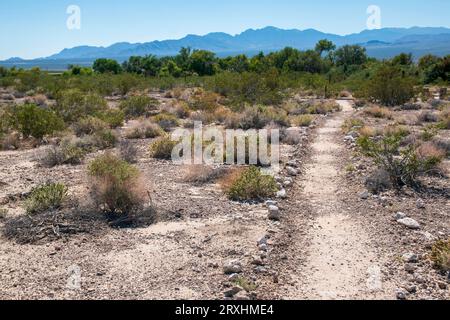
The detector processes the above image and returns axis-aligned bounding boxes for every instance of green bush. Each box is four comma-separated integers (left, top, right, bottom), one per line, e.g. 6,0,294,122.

25,182,68,214
119,96,159,118
430,239,450,272
226,166,278,201
73,116,109,136
12,104,65,139
152,113,180,131
55,89,107,123
98,109,125,128
357,130,444,188
367,64,415,106
149,135,178,159
88,153,145,214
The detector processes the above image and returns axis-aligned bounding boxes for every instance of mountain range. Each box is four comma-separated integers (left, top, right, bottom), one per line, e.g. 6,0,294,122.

2,26,450,70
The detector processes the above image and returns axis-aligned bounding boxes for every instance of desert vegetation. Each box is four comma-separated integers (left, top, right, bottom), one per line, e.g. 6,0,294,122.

0,41,448,301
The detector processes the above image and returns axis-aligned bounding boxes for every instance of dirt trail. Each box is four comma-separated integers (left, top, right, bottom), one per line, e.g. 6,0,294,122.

282,100,393,300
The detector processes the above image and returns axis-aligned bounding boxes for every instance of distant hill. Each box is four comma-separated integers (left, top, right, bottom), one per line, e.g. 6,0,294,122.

2,26,450,70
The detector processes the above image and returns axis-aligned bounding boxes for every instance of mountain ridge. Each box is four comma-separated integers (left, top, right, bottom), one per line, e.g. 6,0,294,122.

2,26,450,70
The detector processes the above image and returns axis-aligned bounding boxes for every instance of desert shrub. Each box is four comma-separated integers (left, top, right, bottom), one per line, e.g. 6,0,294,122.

0,132,20,150
183,165,229,185
358,130,444,188
119,140,138,163
39,140,86,167
11,104,65,139
125,120,162,139
421,125,439,141
149,135,178,159
173,101,191,119
189,89,220,111
432,138,450,157
342,118,364,134
291,115,314,127
87,153,146,214
307,101,341,115
438,109,450,129
72,116,109,136
152,113,180,131
280,128,302,145
401,103,422,111
224,166,278,201
430,239,450,272
367,64,415,106
98,109,125,128
364,106,393,119
417,111,439,123
25,182,68,214
55,89,107,123
365,169,392,193
358,126,378,138
119,96,159,118
91,129,118,149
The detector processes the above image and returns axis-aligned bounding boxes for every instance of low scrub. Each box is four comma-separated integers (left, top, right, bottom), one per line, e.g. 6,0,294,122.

183,165,229,185
152,113,180,131
364,106,393,119
55,89,107,123
73,116,109,136
119,140,138,163
223,166,278,201
11,104,65,139
25,182,68,215
87,153,146,215
291,115,314,127
125,120,163,139
357,130,444,188
430,239,450,272
39,139,86,167
149,135,178,159
119,95,159,118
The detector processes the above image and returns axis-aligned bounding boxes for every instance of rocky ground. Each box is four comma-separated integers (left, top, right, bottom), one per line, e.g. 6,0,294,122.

0,94,448,300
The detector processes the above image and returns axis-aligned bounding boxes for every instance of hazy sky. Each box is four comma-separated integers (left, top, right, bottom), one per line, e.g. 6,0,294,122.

1,0,450,60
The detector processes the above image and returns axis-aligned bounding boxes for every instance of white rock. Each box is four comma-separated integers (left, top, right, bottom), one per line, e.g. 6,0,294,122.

394,212,407,220
276,189,287,199
265,200,277,207
397,218,421,230
286,167,298,176
402,253,419,263
360,191,369,200
268,205,281,221
223,260,243,274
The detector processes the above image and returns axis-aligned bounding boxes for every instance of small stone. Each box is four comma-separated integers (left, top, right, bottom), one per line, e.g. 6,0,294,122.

437,282,447,290
394,212,407,220
405,263,416,274
287,160,298,168
268,205,281,221
402,253,419,263
397,218,421,230
396,289,407,300
360,191,369,200
254,266,267,274
286,167,298,176
251,256,265,266
257,235,268,246
416,199,426,209
276,189,287,199
265,200,277,207
223,260,243,274
283,180,292,187
234,292,250,300
224,286,243,298
406,285,417,294
259,243,268,252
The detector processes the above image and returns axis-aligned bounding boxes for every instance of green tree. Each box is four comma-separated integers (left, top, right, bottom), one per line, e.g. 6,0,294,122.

315,39,336,56
333,45,368,71
367,64,415,106
391,53,413,66
189,50,217,76
92,59,122,74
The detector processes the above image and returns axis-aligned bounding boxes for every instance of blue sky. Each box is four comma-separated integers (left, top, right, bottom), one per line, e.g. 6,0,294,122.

1,0,449,60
